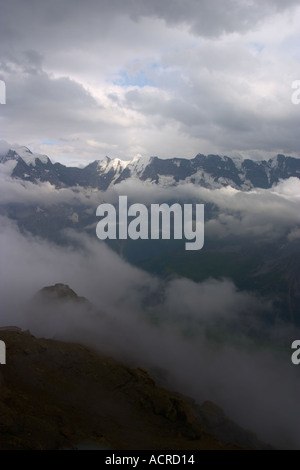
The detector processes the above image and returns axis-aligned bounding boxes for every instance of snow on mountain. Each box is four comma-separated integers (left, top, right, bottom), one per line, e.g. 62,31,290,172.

0,142,50,167
11,146,49,166
0,142,299,191
104,157,129,174
128,155,153,176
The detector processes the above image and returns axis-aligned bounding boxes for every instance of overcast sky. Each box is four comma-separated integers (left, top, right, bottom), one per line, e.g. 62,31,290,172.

1,0,300,165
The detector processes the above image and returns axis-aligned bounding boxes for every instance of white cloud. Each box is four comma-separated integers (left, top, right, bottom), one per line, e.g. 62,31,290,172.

0,213,300,449
1,169,299,242
0,1,300,162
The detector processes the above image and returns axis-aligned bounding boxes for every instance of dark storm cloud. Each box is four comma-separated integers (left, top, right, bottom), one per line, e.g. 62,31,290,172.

1,0,300,163
2,67,99,132
2,0,299,42
122,62,300,158
130,0,300,36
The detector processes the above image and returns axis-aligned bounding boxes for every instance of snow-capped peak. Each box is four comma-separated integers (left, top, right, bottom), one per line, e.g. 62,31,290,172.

108,158,129,171
96,156,129,173
129,155,153,175
13,146,49,166
0,142,50,167
96,156,111,170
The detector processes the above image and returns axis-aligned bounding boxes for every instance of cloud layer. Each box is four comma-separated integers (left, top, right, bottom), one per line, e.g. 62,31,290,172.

1,164,300,449
1,1,300,164
1,213,300,449
1,162,300,243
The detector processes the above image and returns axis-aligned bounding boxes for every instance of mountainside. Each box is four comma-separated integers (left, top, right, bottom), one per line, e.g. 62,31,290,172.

0,326,269,450
1,143,299,190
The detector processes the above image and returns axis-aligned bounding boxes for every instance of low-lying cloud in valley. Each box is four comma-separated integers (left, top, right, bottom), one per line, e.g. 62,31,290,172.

1,161,300,242
1,177,300,448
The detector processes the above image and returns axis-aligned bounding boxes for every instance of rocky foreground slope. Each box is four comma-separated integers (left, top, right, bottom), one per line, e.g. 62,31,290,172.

0,328,270,450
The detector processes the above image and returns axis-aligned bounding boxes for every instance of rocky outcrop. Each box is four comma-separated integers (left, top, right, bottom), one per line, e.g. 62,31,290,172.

37,283,89,304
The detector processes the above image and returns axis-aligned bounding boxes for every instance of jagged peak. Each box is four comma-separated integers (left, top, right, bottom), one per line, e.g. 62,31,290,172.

0,142,50,167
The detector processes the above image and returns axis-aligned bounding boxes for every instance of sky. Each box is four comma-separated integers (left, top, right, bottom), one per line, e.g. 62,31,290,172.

0,0,300,166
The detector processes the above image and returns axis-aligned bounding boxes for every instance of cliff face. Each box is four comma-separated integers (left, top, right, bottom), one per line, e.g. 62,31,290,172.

0,329,263,450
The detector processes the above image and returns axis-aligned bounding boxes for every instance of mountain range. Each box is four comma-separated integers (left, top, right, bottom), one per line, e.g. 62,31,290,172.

1,143,299,326
1,143,299,190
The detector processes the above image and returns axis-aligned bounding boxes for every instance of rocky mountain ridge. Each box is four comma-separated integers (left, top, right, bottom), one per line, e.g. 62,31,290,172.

1,143,299,190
